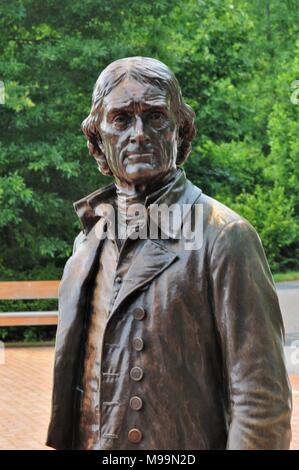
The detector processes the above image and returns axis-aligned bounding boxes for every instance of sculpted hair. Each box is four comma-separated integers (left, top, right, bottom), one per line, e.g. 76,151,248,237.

81,57,196,175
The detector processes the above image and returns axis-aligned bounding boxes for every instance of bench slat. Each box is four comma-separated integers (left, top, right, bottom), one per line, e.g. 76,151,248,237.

0,311,58,326
0,281,59,300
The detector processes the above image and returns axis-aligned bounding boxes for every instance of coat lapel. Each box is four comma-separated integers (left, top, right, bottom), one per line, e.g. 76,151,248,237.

110,239,178,317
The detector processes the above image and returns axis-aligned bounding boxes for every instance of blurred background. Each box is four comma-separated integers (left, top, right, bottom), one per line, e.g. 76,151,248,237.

0,0,298,450
1,0,299,340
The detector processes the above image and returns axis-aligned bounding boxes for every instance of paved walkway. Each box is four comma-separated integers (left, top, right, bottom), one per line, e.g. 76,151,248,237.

0,346,53,450
0,346,298,450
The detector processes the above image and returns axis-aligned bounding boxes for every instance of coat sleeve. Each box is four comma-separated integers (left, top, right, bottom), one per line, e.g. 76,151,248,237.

210,219,292,449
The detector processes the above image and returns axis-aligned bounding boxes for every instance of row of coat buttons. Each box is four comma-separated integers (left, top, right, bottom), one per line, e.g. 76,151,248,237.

128,307,146,444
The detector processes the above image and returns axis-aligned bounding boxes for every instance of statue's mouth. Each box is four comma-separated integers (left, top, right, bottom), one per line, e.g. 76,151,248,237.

124,153,153,164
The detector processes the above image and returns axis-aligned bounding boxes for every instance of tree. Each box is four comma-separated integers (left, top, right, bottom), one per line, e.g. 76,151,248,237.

0,0,298,284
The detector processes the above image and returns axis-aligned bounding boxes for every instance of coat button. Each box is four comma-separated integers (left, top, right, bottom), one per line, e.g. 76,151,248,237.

130,366,144,381
133,307,146,320
128,428,143,443
115,276,122,284
129,396,143,411
132,337,144,351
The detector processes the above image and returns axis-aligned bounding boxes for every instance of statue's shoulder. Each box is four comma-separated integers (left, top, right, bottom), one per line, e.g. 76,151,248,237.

194,190,258,247
198,192,245,224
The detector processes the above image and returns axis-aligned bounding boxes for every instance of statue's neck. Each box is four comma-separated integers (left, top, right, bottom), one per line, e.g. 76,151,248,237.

115,168,178,204
115,168,178,239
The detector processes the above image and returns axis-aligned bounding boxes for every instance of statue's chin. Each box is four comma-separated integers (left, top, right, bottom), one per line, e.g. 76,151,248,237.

121,162,160,185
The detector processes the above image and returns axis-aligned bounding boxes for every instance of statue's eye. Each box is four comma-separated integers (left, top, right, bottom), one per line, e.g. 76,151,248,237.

149,111,165,122
113,114,129,127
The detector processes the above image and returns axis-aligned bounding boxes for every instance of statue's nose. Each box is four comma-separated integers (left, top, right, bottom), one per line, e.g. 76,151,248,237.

130,116,150,144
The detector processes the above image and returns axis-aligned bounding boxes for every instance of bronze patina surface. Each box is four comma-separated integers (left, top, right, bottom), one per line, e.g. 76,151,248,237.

47,57,292,450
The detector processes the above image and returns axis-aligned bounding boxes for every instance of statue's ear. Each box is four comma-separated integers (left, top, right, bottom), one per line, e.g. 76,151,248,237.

87,140,113,177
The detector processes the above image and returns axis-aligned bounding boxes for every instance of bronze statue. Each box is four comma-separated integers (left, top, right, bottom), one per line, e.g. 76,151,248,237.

46,57,292,450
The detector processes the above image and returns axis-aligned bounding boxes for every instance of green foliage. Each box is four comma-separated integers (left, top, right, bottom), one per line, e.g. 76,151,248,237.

223,185,299,271
273,271,299,283
0,325,57,342
0,0,298,304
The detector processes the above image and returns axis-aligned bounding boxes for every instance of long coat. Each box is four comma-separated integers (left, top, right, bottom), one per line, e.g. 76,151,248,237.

46,170,292,450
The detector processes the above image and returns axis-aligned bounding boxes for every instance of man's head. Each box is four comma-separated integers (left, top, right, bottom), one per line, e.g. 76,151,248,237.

82,57,196,184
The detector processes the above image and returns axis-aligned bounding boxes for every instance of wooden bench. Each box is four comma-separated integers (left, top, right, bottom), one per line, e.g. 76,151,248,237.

0,281,59,326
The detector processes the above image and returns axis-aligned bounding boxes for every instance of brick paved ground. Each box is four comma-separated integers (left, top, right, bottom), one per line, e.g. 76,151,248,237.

0,346,53,450
0,346,298,450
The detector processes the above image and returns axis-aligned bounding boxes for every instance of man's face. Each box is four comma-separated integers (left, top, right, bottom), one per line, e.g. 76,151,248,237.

98,78,178,185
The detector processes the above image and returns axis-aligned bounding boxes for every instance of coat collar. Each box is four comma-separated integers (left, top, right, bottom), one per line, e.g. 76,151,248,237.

73,169,202,239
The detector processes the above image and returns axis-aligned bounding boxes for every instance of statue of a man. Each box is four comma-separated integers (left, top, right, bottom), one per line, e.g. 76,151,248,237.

47,57,291,450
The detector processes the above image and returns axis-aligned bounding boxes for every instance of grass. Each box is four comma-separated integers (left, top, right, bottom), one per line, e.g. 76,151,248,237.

273,271,299,282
